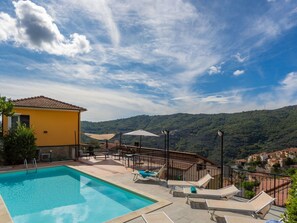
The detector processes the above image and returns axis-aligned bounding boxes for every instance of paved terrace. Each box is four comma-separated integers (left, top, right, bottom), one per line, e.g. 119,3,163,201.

0,157,285,223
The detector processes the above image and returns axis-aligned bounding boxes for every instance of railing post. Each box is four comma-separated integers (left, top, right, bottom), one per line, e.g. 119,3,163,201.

274,174,276,199
132,155,135,171
229,168,233,184
171,160,174,180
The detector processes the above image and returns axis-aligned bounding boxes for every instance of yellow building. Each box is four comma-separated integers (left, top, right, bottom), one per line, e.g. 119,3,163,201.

2,96,86,160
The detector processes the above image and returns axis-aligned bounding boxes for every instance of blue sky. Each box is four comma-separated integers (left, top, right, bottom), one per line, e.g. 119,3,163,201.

1,0,297,121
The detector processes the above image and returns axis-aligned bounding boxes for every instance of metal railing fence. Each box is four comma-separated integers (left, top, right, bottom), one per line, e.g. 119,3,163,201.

82,144,291,207
128,152,291,207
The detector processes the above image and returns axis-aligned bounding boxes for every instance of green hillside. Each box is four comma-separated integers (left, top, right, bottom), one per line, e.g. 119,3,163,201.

81,105,297,164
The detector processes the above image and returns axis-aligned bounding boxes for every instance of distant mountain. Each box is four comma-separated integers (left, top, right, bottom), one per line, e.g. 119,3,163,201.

81,105,297,164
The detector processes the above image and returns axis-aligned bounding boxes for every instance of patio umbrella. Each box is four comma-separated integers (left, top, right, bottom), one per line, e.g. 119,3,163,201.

123,129,159,149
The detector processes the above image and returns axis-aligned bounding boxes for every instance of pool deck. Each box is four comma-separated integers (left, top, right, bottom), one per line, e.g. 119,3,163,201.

0,157,285,223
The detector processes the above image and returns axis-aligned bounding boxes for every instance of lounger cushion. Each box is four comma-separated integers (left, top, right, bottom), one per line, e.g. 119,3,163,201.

183,185,239,199
138,170,157,178
190,186,196,193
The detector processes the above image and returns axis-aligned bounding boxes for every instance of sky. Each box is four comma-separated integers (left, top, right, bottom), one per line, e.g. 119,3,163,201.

1,0,297,121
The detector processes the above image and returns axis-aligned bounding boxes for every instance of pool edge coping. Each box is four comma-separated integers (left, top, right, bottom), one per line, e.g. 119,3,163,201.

0,195,13,223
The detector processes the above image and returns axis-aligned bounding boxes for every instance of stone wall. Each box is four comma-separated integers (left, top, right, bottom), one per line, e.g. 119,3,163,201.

38,146,76,161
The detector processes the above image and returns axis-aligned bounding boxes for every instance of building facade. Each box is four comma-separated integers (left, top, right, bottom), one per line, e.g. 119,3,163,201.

2,96,86,161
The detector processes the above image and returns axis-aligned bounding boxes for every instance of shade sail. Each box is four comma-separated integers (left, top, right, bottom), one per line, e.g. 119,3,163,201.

123,129,159,137
84,133,116,141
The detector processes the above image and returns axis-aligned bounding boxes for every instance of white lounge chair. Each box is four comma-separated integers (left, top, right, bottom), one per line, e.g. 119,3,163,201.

224,215,282,223
142,212,174,223
182,185,240,204
167,173,213,193
206,191,275,220
132,164,166,182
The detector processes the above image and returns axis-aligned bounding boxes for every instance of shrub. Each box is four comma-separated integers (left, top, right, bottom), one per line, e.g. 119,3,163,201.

242,180,259,199
244,190,256,199
286,168,297,176
283,173,297,223
242,181,255,191
3,124,37,165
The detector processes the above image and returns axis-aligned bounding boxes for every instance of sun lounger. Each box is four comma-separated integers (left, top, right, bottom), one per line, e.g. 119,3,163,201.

141,212,174,223
224,215,282,223
132,164,166,181
167,173,213,193
206,191,275,220
182,185,240,203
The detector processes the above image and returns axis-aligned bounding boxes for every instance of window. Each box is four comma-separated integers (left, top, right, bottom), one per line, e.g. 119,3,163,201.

20,115,30,127
11,115,19,129
8,115,30,129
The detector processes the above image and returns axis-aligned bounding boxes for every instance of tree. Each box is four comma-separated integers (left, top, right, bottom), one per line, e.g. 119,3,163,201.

0,96,14,163
285,157,295,166
283,173,297,223
0,96,14,116
271,163,281,174
3,124,37,165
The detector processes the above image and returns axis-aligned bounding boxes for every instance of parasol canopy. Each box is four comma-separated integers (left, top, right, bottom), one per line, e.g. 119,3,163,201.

123,129,159,149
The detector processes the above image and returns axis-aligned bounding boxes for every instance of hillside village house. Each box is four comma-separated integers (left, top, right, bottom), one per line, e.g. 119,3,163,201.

246,148,297,171
1,96,86,161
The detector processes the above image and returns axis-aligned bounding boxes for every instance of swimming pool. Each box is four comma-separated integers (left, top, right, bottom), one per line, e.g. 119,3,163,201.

0,166,155,223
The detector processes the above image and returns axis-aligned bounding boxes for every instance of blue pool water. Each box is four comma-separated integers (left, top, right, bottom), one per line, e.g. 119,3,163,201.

0,166,155,223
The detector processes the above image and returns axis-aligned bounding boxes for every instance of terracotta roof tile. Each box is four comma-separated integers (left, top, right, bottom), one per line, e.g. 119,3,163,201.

12,96,87,111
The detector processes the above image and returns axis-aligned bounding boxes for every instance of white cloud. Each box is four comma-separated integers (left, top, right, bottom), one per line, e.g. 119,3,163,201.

0,77,173,121
234,53,247,63
250,72,297,110
48,0,222,82
0,12,17,41
1,72,297,121
233,70,245,76
59,0,120,47
201,95,239,104
0,0,91,56
208,65,221,75
280,72,297,94
108,72,164,89
244,2,297,48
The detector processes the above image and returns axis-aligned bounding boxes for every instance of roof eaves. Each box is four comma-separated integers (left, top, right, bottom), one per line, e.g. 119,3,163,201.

12,96,87,112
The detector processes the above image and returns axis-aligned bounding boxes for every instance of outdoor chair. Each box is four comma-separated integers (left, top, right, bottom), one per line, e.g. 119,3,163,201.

141,211,174,223
78,149,89,159
113,150,122,160
181,184,240,204
205,191,275,220
132,164,166,182
224,215,283,223
93,149,110,160
167,173,213,193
